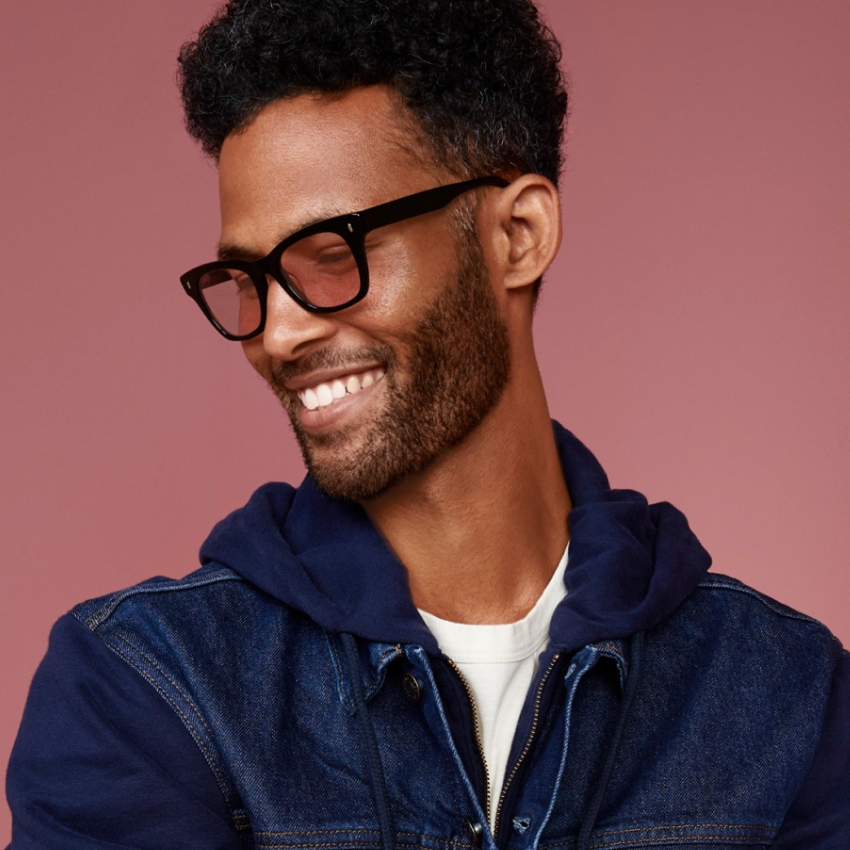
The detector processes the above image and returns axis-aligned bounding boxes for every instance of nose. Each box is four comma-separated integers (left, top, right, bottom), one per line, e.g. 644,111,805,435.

261,277,338,360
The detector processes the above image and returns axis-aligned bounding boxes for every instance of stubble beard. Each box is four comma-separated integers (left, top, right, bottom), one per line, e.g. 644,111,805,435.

268,216,512,501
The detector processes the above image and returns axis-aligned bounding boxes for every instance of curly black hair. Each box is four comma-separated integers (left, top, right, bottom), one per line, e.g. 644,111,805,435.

178,0,568,184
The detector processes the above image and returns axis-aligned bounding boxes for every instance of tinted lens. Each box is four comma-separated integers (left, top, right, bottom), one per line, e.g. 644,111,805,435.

197,268,261,337
280,231,362,308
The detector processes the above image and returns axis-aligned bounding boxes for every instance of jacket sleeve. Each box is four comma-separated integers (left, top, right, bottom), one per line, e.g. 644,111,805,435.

6,614,250,850
772,646,850,848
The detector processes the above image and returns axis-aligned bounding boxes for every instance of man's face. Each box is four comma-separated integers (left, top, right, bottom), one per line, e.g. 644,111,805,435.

218,86,510,500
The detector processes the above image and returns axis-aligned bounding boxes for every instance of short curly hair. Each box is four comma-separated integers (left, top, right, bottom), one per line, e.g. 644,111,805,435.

178,0,568,184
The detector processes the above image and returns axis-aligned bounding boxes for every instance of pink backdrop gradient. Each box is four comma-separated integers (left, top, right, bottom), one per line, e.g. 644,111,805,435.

2,0,848,838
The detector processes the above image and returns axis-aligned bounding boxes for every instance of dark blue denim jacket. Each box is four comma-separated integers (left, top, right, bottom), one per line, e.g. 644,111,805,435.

7,425,850,848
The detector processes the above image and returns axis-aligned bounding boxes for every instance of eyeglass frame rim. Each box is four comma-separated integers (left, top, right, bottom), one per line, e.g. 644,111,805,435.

179,174,510,341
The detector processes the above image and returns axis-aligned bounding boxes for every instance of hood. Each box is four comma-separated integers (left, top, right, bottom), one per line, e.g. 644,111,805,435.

199,422,711,655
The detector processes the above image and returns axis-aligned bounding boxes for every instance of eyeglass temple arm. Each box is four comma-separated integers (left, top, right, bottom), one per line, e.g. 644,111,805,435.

354,176,509,232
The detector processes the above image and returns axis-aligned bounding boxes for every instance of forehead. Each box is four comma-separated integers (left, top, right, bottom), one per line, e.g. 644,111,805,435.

217,86,442,252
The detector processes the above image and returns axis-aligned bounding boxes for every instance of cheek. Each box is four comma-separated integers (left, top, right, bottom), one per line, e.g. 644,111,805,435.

241,339,273,380
365,227,457,322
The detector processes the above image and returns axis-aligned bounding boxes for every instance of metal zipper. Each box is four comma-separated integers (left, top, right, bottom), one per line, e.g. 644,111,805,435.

492,652,561,843
447,658,491,820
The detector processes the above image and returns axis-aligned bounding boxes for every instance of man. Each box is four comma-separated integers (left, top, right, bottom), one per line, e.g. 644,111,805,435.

6,0,849,847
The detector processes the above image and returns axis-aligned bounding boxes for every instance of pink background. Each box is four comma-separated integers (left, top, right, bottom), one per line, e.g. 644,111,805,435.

2,0,848,837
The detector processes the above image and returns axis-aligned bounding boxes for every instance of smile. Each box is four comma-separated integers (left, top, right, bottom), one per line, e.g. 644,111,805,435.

297,368,386,411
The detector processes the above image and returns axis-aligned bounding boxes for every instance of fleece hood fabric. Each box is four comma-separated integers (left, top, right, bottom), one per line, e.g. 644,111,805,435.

199,421,712,653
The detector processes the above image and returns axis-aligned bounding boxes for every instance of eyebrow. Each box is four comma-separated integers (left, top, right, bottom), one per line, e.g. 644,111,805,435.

216,209,351,262
217,241,261,262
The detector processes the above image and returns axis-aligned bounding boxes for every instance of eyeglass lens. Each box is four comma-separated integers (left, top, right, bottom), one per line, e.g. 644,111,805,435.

198,230,362,337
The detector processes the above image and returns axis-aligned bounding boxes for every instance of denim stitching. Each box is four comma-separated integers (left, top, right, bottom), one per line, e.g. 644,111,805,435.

97,634,243,826
405,646,492,847
591,641,625,663
340,632,394,850
254,828,467,846
540,836,771,849
363,645,404,701
255,830,383,836
256,839,469,850
376,646,403,665
257,840,444,850
324,632,356,713
531,647,599,850
105,628,253,835
109,631,253,835
65,622,249,832
541,821,775,849
256,829,443,837
587,837,771,849
255,838,469,850
72,571,797,843
547,821,776,838
589,640,628,689
696,578,821,625
324,636,403,709
110,630,222,749
106,636,219,760
79,568,243,630
597,822,773,833
257,842,383,848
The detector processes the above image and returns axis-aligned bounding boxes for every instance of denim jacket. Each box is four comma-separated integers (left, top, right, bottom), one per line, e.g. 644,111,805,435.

7,425,850,848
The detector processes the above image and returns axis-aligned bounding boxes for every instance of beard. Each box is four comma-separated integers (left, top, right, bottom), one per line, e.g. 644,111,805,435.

268,216,511,501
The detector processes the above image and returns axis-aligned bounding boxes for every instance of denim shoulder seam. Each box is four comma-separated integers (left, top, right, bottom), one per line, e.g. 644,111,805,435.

73,566,245,631
77,613,251,834
695,576,825,628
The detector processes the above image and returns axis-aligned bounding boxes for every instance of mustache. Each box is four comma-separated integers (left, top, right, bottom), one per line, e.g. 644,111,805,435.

269,344,396,389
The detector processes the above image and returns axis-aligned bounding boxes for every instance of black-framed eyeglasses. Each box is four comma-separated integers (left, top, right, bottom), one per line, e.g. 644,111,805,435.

180,175,508,341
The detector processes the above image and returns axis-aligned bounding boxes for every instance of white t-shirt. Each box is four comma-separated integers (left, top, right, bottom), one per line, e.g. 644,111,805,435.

418,543,569,830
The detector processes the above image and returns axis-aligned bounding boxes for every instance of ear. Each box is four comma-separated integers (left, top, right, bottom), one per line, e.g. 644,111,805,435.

480,173,562,293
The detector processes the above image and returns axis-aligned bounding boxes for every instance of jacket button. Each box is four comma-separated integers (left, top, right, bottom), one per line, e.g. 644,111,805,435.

465,819,484,847
402,672,423,704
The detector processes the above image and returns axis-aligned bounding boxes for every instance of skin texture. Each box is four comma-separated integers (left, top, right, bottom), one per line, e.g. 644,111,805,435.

219,85,572,623
267,215,513,501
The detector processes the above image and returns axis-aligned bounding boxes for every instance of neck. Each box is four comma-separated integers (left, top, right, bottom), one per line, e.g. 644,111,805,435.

362,356,571,624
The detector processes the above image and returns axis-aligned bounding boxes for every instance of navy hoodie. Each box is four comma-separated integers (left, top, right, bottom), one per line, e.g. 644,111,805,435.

6,424,850,847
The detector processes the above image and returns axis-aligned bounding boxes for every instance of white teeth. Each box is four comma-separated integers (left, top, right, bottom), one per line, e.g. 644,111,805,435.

297,368,385,410
316,384,334,407
303,388,319,410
